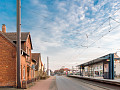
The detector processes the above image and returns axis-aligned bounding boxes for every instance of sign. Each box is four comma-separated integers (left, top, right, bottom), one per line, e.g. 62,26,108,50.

104,64,109,72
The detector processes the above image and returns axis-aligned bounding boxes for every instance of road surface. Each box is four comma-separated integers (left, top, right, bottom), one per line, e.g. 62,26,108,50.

56,76,118,90
56,76,92,90
0,76,119,90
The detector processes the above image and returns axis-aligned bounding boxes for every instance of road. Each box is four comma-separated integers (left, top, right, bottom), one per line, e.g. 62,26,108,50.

56,76,120,90
56,76,92,90
0,76,119,90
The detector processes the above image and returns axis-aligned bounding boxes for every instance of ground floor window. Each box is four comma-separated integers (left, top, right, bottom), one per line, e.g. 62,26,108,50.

31,70,32,78
23,66,26,80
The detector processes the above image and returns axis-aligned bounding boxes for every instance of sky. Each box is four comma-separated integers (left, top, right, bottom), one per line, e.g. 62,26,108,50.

0,0,120,71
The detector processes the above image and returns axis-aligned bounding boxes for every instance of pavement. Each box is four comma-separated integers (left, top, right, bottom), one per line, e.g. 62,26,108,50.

0,76,57,90
28,76,57,90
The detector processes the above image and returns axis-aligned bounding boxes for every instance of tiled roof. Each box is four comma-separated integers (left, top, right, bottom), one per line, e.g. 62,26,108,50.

0,31,16,47
3,32,29,41
3,32,33,49
32,53,41,70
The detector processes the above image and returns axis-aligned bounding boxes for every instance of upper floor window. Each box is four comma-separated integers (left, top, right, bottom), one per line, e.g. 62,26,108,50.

26,47,28,54
26,56,28,61
29,49,30,55
23,66,26,80
31,70,32,78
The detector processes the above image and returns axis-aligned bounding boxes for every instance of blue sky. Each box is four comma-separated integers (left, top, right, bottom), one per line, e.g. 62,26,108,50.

0,0,120,70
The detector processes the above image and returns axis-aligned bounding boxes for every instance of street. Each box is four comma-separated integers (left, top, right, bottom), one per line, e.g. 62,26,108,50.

56,76,120,90
56,76,92,90
0,76,120,90
56,76,107,90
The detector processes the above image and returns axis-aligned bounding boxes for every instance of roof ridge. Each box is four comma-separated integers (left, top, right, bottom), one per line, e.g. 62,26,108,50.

32,53,40,54
6,32,30,33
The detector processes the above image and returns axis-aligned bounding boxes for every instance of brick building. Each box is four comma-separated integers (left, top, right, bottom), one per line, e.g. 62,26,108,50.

0,24,36,88
32,53,42,80
0,28,16,87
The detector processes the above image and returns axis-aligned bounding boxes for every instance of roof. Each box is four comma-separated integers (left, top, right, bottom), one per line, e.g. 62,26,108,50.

3,32,33,49
3,32,29,41
77,53,120,67
114,53,119,58
0,31,16,47
64,68,70,71
32,53,41,70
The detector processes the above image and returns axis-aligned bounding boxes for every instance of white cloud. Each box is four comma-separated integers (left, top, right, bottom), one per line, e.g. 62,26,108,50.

22,0,120,71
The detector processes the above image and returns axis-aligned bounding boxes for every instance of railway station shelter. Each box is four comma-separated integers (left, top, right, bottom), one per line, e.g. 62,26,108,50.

77,53,120,79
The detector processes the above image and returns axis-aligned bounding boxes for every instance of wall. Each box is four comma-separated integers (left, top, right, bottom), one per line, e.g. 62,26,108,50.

0,34,16,87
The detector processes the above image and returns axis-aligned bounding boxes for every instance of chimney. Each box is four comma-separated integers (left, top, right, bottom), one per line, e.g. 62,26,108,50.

2,24,6,33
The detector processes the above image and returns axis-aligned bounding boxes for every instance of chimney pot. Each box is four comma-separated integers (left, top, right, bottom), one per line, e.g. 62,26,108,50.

2,24,6,33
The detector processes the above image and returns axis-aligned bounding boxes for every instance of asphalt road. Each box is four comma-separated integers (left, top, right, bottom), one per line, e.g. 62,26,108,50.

56,76,93,90
56,76,118,90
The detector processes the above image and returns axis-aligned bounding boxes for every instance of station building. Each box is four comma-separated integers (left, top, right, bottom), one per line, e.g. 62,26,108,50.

78,53,120,79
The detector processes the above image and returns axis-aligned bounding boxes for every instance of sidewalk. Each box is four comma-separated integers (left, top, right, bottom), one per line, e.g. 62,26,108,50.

28,76,57,90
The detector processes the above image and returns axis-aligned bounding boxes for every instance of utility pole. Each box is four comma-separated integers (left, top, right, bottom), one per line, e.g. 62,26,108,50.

17,0,21,88
47,56,50,76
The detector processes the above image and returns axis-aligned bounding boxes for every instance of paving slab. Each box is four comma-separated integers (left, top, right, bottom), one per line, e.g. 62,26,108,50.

28,76,56,90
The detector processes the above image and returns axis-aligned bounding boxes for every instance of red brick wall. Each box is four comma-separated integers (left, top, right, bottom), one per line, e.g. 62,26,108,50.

25,35,33,79
21,55,27,85
21,34,33,82
0,34,16,87
25,35,32,62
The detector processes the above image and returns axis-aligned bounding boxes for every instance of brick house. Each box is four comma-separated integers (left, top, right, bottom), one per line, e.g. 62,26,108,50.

0,28,16,87
0,24,35,88
32,53,42,80
41,61,47,79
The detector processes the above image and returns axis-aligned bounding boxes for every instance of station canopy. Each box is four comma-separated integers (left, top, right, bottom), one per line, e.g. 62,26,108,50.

77,53,120,67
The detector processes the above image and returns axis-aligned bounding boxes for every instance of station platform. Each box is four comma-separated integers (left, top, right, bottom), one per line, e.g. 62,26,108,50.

68,75,120,86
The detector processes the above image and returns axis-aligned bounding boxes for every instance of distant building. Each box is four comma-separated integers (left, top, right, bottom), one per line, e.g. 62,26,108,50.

32,53,42,80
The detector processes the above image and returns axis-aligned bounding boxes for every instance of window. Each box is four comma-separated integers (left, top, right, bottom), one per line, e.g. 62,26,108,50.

26,56,28,61
97,66,99,69
26,47,28,54
29,49,31,55
33,70,34,77
31,70,32,78
23,66,26,80
21,65,22,79
114,65,116,68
